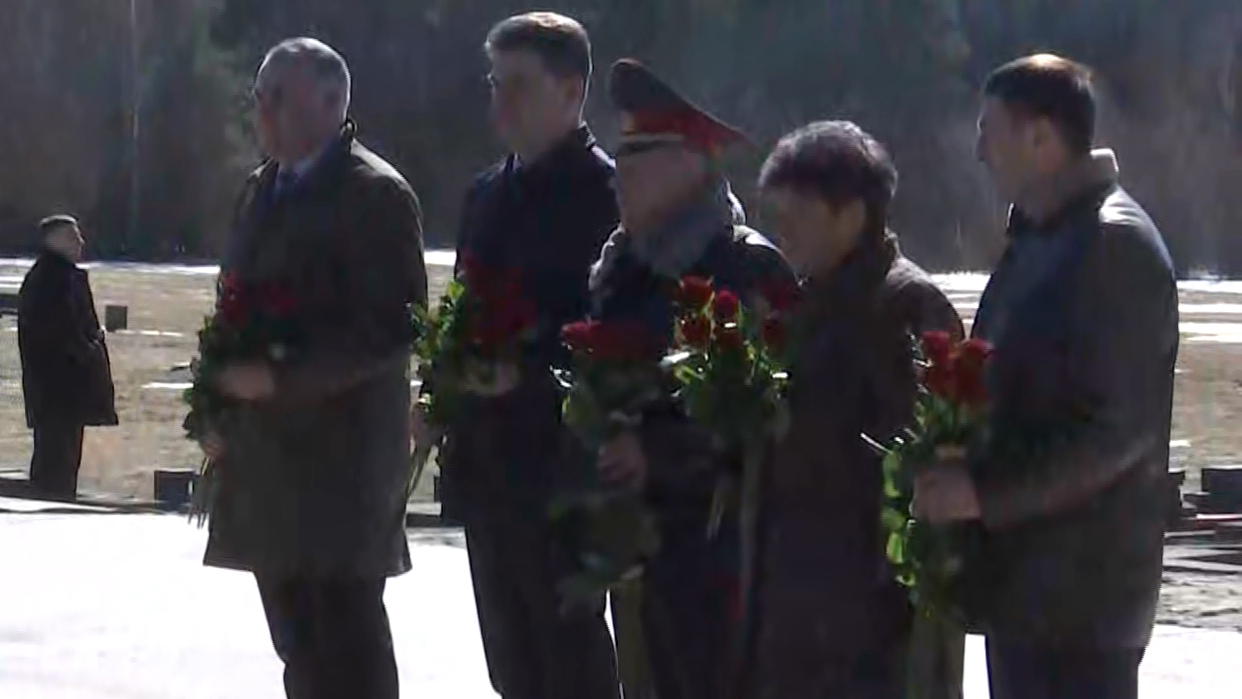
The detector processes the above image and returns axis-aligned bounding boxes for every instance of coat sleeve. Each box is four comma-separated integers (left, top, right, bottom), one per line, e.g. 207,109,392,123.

975,223,1178,529
273,176,427,403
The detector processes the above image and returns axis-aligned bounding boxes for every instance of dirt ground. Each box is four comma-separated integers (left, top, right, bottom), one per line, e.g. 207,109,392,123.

0,261,457,502
1,261,1240,629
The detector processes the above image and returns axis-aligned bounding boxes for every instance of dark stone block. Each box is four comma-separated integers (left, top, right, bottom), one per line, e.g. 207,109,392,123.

0,291,18,316
153,469,196,511
1202,465,1242,513
104,304,128,332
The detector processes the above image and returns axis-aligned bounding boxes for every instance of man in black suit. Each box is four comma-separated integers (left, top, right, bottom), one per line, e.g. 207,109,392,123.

419,12,622,699
18,214,117,501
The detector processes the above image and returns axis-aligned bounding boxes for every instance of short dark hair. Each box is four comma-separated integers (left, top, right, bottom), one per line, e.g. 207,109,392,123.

39,214,79,238
485,12,592,82
759,120,898,232
983,53,1096,156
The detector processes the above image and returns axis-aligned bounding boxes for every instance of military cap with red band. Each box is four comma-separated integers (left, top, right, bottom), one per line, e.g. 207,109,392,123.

608,58,749,156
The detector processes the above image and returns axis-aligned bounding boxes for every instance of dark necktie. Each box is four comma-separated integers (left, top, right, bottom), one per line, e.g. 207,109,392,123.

272,170,298,205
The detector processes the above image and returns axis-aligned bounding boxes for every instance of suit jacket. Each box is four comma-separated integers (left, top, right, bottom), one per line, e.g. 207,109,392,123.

203,122,428,578
18,250,118,428
441,126,619,521
753,235,963,693
969,151,1178,648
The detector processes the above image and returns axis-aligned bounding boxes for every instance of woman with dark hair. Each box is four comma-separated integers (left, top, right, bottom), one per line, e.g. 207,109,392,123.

747,121,963,698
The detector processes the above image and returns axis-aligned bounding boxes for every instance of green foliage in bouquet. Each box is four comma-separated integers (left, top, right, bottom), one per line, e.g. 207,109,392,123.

183,273,300,526
864,330,992,622
664,276,796,536
408,253,538,499
550,318,668,612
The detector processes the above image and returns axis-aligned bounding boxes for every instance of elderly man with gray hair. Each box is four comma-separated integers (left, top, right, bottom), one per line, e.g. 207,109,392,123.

196,38,427,699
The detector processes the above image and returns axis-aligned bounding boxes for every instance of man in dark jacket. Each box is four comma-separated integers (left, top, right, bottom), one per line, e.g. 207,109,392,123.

428,12,621,699
751,120,964,699
198,38,427,699
590,58,796,699
18,214,118,500
915,54,1178,699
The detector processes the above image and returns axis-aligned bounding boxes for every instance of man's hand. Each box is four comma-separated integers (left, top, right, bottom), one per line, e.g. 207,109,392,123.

913,465,983,524
216,361,277,402
199,430,226,461
461,361,520,397
598,432,648,486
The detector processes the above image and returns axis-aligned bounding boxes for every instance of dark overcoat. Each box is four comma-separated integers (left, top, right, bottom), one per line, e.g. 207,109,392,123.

203,123,428,579
967,151,1178,649
18,250,118,428
441,126,619,521
750,235,963,697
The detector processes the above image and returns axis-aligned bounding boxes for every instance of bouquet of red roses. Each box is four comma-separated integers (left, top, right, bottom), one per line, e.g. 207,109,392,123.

665,276,797,537
863,330,992,620
407,253,538,500
183,273,300,525
549,318,667,610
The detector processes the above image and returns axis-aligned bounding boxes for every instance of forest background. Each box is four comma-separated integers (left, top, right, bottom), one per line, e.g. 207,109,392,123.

2,0,1240,273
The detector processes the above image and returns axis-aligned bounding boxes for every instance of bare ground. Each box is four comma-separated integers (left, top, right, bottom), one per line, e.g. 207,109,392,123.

1,262,1240,629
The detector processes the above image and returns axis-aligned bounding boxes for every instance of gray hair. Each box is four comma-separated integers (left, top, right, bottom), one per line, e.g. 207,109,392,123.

261,38,352,120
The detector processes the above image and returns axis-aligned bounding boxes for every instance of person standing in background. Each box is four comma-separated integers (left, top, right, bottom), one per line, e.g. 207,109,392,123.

424,12,622,699
18,214,118,501
197,38,427,699
915,54,1178,699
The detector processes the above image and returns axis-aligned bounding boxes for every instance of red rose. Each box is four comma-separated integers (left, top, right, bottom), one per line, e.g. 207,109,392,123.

260,282,297,317
716,326,744,351
952,338,992,408
561,321,595,354
761,280,802,314
590,320,655,362
760,316,787,352
920,331,954,368
679,315,713,349
923,363,956,399
713,290,741,322
677,276,715,310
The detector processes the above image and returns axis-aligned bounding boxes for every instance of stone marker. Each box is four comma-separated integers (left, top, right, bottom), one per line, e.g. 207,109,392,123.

1201,464,1242,513
104,304,128,332
0,290,18,316
152,469,196,511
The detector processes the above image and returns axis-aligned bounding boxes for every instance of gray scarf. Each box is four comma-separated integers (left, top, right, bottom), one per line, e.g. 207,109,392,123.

629,178,743,278
589,178,744,293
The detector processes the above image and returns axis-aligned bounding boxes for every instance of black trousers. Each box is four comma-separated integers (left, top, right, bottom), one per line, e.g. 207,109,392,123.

29,422,84,500
985,640,1144,699
256,576,399,699
637,508,739,699
465,505,620,699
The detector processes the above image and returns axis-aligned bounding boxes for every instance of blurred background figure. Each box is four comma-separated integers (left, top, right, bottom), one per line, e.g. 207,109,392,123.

17,214,117,501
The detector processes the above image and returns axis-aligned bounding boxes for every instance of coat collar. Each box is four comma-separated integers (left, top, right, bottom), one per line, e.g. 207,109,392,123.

505,125,596,181
1011,148,1119,231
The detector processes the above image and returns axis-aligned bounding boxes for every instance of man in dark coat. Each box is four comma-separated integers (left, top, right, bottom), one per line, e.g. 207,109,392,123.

749,121,964,698
197,38,427,699
426,13,621,699
589,58,796,699
18,214,118,500
915,54,1178,699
